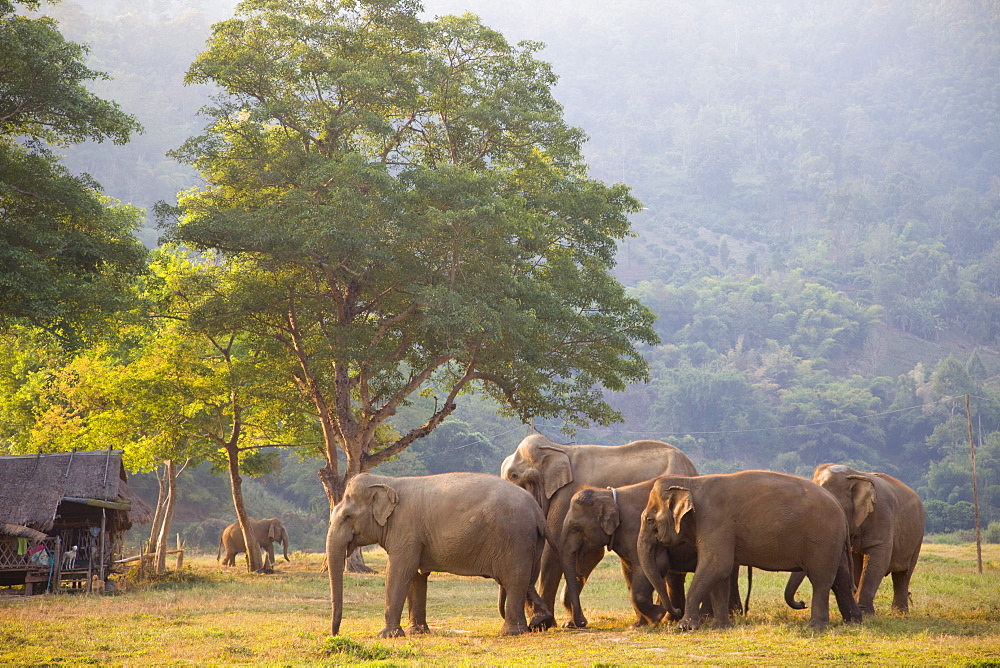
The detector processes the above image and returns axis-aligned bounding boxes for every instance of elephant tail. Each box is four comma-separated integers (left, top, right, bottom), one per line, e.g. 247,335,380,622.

784,571,807,609
743,565,752,615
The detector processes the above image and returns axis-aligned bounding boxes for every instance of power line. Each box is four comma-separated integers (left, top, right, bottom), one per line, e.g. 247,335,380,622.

533,394,994,440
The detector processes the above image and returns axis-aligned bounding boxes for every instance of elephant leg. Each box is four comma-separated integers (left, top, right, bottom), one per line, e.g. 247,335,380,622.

561,545,603,614
406,571,431,634
627,563,667,627
890,569,913,614
499,575,532,636
664,571,686,622
538,544,562,617
266,545,276,569
852,549,863,589
728,565,743,615
681,558,731,630
526,585,555,631
806,565,841,630
857,546,891,615
708,574,732,629
378,556,418,638
833,552,862,623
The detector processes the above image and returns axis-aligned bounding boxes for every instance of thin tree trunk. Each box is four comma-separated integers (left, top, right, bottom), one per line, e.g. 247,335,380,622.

227,442,264,573
146,463,167,554
154,460,178,574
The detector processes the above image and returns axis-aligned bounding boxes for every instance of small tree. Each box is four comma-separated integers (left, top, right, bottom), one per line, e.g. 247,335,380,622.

166,0,658,520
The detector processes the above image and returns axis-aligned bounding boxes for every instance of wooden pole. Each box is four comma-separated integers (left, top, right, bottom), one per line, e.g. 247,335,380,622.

52,536,62,593
99,509,107,582
966,395,983,575
175,533,184,570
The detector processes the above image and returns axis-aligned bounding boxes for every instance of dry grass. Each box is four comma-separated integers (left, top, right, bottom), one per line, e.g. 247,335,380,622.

1,544,998,666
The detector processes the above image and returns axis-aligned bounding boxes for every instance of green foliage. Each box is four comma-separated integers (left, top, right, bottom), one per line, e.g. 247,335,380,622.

0,1,146,339
925,500,976,533
323,637,414,661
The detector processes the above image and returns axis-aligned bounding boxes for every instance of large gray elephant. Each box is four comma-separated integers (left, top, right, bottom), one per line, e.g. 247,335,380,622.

217,517,290,569
784,463,926,616
501,433,698,619
559,481,742,629
327,472,556,638
639,471,862,630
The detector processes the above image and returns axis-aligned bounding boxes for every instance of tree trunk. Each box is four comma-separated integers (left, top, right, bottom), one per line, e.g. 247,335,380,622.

153,460,178,574
226,442,264,573
146,463,167,554
346,548,374,573
316,461,374,573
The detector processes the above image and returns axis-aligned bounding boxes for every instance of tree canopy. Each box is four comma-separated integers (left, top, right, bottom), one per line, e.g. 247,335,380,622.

164,0,657,503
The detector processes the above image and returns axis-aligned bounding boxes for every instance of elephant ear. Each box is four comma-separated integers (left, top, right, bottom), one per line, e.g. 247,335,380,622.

847,475,876,529
599,497,621,536
538,444,573,499
370,484,399,526
668,487,694,536
268,520,282,542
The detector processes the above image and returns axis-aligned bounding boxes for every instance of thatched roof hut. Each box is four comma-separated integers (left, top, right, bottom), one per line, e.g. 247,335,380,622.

0,449,151,533
0,450,152,591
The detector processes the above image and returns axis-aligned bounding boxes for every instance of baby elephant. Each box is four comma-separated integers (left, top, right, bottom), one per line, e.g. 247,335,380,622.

328,472,556,638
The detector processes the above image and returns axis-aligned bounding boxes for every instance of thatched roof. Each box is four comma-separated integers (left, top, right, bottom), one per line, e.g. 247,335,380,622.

0,450,152,533
0,523,46,541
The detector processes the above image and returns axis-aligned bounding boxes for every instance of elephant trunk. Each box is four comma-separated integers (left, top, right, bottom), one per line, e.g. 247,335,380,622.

638,529,680,621
282,532,290,562
784,571,807,609
327,529,352,636
559,532,587,627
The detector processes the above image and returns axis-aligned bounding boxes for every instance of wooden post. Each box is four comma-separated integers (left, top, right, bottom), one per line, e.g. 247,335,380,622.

965,395,983,575
175,533,184,571
52,536,62,593
99,509,107,582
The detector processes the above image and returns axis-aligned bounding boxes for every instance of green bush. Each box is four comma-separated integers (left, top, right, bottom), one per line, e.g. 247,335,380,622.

984,522,1000,544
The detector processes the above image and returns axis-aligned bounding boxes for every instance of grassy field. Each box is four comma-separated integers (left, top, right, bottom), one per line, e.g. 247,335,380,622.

1,544,999,666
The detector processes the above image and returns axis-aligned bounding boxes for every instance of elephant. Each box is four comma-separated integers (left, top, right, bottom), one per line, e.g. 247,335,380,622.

501,433,698,620
217,517,290,569
327,472,557,638
559,481,743,629
638,471,862,630
784,463,926,616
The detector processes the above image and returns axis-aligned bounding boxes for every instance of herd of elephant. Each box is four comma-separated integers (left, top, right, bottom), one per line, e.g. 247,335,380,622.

220,433,926,639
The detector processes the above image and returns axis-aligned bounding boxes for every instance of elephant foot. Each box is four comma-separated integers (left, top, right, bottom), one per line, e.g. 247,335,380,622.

678,615,702,631
529,613,556,632
630,617,651,629
562,616,587,629
407,623,431,635
377,626,406,638
499,623,531,636
808,617,830,631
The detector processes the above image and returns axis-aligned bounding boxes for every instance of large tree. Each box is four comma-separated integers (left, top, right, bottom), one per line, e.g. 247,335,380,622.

166,0,658,508
0,0,146,340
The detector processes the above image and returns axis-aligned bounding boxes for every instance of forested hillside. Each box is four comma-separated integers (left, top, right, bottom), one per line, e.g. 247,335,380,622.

15,0,1000,549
